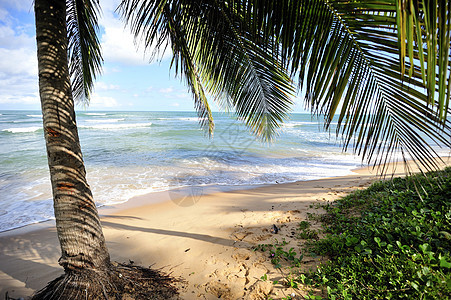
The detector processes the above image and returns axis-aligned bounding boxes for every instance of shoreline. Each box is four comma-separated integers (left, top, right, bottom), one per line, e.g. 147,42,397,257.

0,156,450,298
2,154,446,236
0,171,364,237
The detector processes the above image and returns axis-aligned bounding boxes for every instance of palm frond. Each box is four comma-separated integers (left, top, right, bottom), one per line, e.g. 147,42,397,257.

248,0,451,172
119,0,450,173
396,0,451,120
118,0,215,134
119,0,296,140
67,0,103,102
328,0,451,171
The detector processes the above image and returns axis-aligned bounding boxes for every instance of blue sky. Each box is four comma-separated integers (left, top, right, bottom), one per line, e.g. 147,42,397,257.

0,0,307,113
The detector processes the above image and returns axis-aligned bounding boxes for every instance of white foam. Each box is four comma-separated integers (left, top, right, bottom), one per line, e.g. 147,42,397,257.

27,114,42,118
283,121,316,128
0,152,361,232
2,126,41,133
85,118,125,123
0,112,369,233
179,117,205,121
79,122,152,130
158,117,206,122
0,198,54,232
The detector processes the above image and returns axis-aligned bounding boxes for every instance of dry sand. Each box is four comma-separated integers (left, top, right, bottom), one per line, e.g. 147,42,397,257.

1,157,450,299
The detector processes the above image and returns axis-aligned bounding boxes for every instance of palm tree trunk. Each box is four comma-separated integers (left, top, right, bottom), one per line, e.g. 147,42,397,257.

32,1,178,298
35,0,110,272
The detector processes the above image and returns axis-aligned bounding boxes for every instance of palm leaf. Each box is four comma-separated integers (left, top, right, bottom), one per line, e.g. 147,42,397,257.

119,0,295,140
119,0,215,134
396,0,451,120
119,0,450,173
67,0,103,102
247,0,451,172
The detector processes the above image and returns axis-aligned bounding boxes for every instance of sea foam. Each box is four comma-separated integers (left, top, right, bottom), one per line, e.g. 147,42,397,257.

79,122,152,130
2,126,41,133
85,118,125,123
85,113,107,116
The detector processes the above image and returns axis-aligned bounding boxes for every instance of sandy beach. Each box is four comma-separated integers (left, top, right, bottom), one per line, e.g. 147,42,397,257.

1,157,450,299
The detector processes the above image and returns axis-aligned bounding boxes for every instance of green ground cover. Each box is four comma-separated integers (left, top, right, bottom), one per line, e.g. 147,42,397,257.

256,167,451,299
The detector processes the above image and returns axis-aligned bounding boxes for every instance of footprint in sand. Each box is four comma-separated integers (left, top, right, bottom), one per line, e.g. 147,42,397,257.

247,281,273,300
232,249,252,261
205,281,233,299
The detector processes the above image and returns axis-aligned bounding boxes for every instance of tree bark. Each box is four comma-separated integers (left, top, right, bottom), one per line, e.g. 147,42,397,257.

35,0,110,272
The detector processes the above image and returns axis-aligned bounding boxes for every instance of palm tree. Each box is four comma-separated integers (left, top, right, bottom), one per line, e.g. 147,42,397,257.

33,0,177,298
35,0,108,273
32,0,293,297
32,0,450,298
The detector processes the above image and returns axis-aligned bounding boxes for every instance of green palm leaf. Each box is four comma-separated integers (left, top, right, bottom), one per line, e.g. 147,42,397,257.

119,0,450,173
119,0,296,140
396,0,451,120
67,0,103,102
327,0,451,171
245,0,450,171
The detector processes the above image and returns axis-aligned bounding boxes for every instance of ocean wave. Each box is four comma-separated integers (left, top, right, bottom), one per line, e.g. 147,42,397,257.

0,153,360,232
158,117,206,122
27,114,42,118
79,122,152,130
283,121,316,128
13,120,40,123
2,126,41,133
85,113,107,116
0,199,54,232
85,118,125,123
0,111,366,233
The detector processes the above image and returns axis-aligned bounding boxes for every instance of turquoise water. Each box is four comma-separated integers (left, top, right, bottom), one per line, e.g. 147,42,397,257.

1,110,368,231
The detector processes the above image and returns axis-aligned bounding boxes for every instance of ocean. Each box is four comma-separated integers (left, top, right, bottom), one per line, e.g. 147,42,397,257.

0,110,375,232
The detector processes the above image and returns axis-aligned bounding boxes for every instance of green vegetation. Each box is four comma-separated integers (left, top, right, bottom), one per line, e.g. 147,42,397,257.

256,167,451,299
297,221,319,240
254,239,304,269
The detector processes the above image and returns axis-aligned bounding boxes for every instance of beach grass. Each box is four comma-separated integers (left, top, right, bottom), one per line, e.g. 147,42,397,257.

256,167,451,299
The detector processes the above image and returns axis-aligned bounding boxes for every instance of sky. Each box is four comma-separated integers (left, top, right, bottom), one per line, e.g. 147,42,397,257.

0,0,307,113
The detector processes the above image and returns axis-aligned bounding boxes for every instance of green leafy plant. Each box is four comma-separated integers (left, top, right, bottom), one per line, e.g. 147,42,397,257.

297,221,319,240
303,167,451,299
254,239,304,269
258,167,451,299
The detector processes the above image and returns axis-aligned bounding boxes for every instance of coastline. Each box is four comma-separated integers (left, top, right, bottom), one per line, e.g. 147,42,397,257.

0,156,449,299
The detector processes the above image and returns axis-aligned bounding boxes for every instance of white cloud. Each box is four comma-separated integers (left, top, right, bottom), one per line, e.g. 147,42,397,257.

0,9,38,107
170,102,180,107
159,87,174,94
0,0,177,110
175,92,190,99
0,47,37,76
0,93,38,105
0,0,33,11
95,82,120,91
101,22,150,66
0,24,34,48
88,94,120,108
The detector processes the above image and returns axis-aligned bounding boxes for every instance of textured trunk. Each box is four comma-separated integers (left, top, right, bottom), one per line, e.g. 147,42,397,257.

35,0,110,271
33,1,178,298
